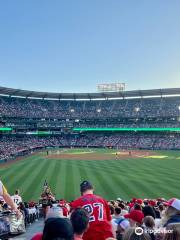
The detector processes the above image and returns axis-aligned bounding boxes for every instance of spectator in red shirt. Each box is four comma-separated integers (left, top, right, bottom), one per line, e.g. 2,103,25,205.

59,199,69,217
70,180,113,240
70,208,89,240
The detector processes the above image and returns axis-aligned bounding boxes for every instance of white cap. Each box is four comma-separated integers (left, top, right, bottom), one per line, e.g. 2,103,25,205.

120,219,130,229
46,206,63,220
165,198,180,211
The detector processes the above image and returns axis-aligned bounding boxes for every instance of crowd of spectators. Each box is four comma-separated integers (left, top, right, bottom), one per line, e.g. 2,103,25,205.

1,96,180,119
0,96,180,239
0,133,180,160
29,181,180,240
0,179,180,239
0,95,180,156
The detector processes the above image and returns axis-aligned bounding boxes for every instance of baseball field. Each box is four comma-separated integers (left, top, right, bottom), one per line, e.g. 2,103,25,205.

0,148,180,202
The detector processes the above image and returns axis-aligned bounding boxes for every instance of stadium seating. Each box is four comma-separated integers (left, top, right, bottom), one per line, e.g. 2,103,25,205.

1,94,180,161
1,133,180,161
0,95,180,119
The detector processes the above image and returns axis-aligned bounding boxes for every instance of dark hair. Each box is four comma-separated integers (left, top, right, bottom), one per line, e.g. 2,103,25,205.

80,181,93,193
134,204,142,211
109,205,115,215
143,201,149,206
115,207,121,215
142,206,156,219
19,202,25,210
143,216,155,228
15,189,19,195
110,200,115,205
42,218,73,240
158,204,164,211
70,208,89,235
24,202,29,208
119,203,125,209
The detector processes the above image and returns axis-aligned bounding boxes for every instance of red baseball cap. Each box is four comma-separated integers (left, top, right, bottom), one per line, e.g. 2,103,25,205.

136,199,143,205
164,198,180,211
124,210,144,224
149,200,156,207
128,203,134,209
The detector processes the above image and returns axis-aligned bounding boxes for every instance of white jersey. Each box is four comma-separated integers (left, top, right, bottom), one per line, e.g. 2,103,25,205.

11,194,22,205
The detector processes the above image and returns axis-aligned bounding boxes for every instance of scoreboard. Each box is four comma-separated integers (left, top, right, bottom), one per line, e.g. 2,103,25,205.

97,82,125,92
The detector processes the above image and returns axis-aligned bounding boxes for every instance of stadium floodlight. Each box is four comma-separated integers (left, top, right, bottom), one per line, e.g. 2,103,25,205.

70,109,75,112
178,106,180,110
135,107,140,112
97,109,101,113
75,119,79,122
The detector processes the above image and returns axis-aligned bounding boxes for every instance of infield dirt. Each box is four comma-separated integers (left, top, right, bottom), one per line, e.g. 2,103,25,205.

46,150,153,160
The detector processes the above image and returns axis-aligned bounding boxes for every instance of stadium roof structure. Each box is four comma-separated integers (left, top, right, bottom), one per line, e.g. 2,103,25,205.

0,86,180,100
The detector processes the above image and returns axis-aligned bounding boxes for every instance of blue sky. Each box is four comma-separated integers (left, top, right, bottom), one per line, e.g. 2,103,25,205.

0,0,180,93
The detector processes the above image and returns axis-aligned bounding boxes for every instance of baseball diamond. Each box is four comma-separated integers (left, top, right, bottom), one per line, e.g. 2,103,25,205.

1,4,180,239
0,148,179,201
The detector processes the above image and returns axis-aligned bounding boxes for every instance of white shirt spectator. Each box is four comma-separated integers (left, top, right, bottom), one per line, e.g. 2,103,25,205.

11,194,22,206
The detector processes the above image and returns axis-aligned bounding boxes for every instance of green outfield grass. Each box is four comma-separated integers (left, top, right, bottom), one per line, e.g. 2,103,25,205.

0,148,180,201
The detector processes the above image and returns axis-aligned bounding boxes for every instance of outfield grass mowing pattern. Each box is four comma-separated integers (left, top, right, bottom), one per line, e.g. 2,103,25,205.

0,149,180,201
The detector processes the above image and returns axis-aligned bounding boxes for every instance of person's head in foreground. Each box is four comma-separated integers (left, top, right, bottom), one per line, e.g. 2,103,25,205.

42,217,73,240
163,223,180,240
116,219,130,240
134,203,142,211
143,216,155,229
70,208,89,239
80,180,93,196
124,210,144,227
142,206,156,219
163,198,180,227
122,227,151,240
